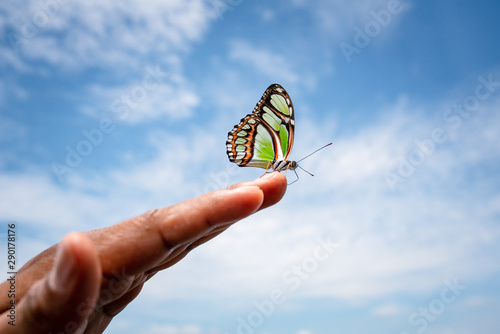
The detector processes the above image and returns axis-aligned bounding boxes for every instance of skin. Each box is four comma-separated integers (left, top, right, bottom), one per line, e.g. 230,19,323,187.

0,172,287,334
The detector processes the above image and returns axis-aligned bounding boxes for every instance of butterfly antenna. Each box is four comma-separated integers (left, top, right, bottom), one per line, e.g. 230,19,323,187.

297,142,333,163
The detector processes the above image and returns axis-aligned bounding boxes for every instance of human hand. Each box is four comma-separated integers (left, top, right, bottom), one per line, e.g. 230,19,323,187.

0,172,287,333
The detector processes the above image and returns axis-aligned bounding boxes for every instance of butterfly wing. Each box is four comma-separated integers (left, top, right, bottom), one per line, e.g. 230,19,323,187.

226,84,295,168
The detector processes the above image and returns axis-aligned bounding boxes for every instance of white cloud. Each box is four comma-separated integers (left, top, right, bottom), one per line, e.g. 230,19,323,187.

1,0,215,70
81,75,199,124
228,39,301,85
0,0,212,125
0,172,97,231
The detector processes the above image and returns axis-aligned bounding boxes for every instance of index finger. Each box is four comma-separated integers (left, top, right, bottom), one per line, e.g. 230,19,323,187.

93,172,287,275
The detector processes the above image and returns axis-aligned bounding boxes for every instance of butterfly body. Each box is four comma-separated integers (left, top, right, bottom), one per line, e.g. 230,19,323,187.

270,159,297,172
226,84,296,172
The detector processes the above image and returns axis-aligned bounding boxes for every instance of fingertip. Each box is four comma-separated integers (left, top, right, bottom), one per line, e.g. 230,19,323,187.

63,232,99,266
57,233,101,310
227,172,287,210
252,172,287,209
48,234,78,292
48,233,101,299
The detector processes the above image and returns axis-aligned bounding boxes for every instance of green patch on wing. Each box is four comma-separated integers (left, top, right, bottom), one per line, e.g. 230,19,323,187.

246,123,275,168
279,124,288,157
262,107,281,131
270,94,290,115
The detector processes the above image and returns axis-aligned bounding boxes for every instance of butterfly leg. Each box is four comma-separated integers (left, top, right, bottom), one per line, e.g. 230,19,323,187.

260,161,273,178
286,166,300,185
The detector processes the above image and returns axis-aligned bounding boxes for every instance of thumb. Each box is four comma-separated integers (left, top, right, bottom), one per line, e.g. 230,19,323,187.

3,233,101,334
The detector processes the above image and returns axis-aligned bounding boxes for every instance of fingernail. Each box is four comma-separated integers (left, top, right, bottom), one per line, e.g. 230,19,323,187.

230,185,260,193
49,236,77,292
260,172,278,180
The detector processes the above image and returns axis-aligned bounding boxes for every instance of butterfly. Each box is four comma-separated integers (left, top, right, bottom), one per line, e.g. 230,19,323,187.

226,84,331,183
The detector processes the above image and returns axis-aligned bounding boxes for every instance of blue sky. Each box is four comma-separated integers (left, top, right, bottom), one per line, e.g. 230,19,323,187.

1,1,500,333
